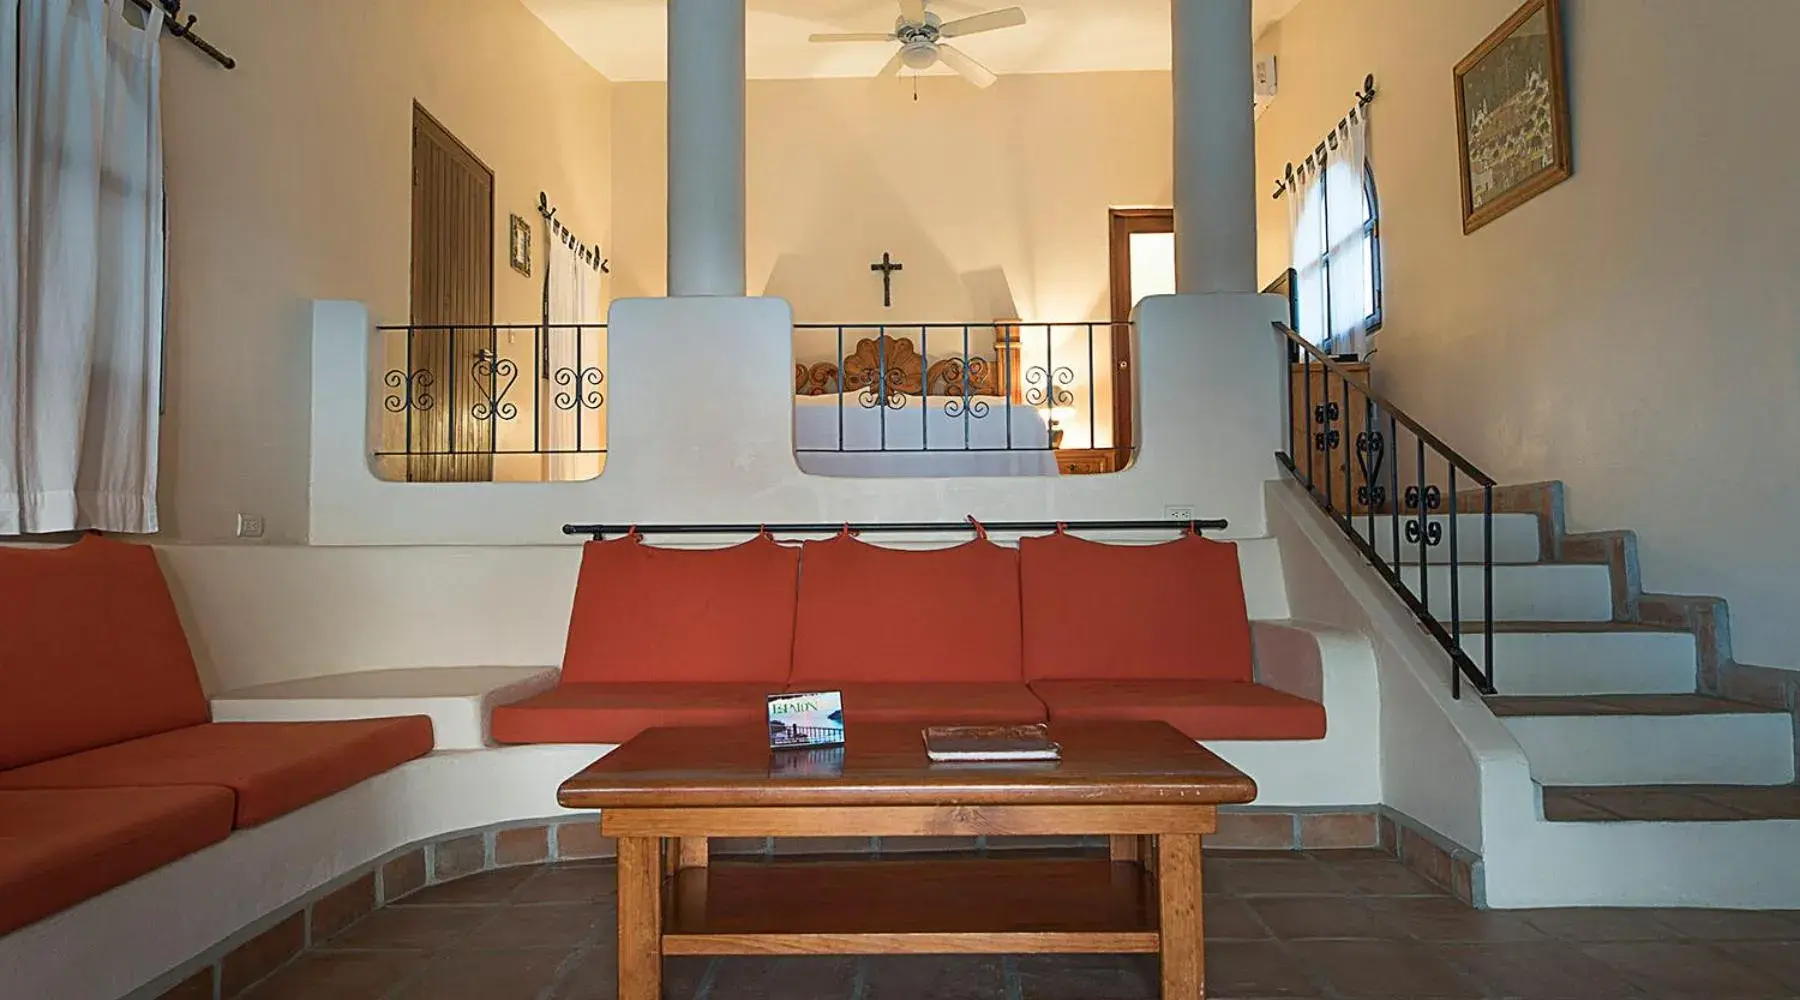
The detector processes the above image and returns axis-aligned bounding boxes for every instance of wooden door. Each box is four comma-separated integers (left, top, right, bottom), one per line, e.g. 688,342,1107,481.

1104,208,1173,471
409,103,495,483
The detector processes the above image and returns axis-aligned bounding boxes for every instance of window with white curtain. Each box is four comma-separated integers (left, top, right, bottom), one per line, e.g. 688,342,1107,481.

1291,160,1383,356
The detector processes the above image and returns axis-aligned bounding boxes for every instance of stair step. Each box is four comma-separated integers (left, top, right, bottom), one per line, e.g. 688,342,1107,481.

1398,563,1616,624
1487,694,1772,717
1544,784,1800,822
1351,513,1542,564
1473,630,1696,696
1492,695,1796,786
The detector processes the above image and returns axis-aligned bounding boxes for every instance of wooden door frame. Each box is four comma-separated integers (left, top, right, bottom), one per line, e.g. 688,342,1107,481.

1106,207,1172,469
409,101,496,482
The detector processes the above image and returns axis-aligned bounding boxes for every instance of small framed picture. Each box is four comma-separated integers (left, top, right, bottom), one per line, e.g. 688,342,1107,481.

1453,0,1572,234
508,214,532,276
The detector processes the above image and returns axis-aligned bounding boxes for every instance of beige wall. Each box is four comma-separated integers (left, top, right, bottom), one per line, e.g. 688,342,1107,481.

610,70,1170,454
612,71,1172,318
159,0,612,541
1255,0,1800,670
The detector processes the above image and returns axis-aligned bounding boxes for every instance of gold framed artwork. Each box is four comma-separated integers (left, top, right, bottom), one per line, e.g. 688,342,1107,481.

1453,0,1571,234
508,213,532,277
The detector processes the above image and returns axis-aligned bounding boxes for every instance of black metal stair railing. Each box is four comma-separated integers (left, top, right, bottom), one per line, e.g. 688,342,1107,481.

1275,322,1496,698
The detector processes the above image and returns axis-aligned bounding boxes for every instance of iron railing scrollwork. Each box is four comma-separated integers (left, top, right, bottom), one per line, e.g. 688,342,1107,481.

372,322,608,463
1275,322,1496,698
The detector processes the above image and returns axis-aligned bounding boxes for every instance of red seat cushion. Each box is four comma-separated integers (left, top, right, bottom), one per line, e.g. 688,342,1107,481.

490,683,781,745
791,537,1022,683
1028,680,1326,741
0,719,434,828
562,535,799,684
0,786,236,935
790,682,1046,726
1020,533,1254,682
0,535,210,770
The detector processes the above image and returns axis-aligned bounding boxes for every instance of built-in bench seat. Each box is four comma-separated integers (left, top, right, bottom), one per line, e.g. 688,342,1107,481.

211,665,559,750
491,528,1328,745
0,536,435,938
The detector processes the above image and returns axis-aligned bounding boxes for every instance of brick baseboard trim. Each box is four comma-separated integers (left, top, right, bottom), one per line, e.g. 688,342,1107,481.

1378,807,1482,907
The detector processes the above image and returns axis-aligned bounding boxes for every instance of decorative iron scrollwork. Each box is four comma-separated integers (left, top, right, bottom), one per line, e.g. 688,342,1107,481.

1404,484,1443,511
471,354,519,422
855,366,909,410
382,369,436,414
553,366,606,411
1314,401,1342,424
1024,365,1076,408
1314,428,1341,451
945,396,991,420
1354,430,1387,508
939,357,994,420
1405,518,1446,547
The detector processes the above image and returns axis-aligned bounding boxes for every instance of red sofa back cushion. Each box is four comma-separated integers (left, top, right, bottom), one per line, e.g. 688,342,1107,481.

0,536,211,771
561,534,799,684
790,536,1023,683
1019,532,1254,682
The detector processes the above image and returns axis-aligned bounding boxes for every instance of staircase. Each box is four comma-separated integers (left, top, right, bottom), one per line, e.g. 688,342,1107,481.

1278,324,1800,907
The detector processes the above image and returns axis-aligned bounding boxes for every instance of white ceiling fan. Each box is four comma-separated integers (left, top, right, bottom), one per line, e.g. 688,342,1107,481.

808,0,1027,90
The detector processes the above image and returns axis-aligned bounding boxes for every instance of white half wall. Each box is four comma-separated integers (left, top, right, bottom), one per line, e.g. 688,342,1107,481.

1264,478,1534,854
307,293,1289,546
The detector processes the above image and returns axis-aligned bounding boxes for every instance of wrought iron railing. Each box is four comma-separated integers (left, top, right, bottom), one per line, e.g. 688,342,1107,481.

372,323,606,483
792,322,1124,460
1274,322,1496,697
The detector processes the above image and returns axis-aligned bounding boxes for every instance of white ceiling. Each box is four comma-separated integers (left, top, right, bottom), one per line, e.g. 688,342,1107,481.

522,0,1304,83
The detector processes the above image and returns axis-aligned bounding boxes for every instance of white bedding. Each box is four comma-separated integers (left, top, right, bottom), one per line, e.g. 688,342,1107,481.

793,392,1060,478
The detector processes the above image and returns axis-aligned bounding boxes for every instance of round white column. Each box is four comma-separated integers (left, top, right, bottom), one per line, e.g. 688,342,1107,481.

666,0,747,297
1172,0,1256,294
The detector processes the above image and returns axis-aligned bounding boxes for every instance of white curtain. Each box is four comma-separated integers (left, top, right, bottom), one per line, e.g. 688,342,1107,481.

1288,109,1373,359
2,0,165,534
544,233,604,482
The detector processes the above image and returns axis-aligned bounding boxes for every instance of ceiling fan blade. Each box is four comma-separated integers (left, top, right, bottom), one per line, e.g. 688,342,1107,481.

877,48,908,80
940,7,1027,38
937,44,998,88
809,32,899,42
898,0,927,25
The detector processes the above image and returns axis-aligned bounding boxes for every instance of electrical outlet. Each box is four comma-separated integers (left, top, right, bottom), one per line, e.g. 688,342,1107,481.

1164,504,1196,522
235,513,265,540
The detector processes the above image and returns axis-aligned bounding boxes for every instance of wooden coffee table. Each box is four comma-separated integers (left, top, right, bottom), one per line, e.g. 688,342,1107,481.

557,720,1257,1000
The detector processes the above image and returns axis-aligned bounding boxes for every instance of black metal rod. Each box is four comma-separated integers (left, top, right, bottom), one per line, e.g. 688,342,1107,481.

1448,464,1461,698
1388,411,1401,575
1415,438,1429,614
1484,484,1496,692
563,518,1230,541
127,0,235,69
1272,74,1375,200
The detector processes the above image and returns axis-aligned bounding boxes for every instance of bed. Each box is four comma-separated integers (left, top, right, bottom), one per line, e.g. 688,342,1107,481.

794,334,1060,478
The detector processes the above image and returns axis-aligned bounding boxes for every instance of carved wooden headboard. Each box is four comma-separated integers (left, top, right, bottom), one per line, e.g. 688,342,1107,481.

794,333,1024,403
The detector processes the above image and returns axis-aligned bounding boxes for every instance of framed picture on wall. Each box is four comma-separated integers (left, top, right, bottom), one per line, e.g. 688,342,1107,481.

1453,0,1572,234
508,214,532,276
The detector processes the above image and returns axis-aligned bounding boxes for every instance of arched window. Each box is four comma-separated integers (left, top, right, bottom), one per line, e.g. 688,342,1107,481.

1292,159,1382,355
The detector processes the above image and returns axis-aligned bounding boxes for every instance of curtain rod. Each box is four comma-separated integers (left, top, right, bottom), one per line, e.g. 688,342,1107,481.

1271,74,1375,200
538,193,609,274
562,518,1231,541
126,0,235,69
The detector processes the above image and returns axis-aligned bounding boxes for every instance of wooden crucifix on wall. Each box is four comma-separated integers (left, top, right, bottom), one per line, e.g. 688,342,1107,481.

870,252,903,308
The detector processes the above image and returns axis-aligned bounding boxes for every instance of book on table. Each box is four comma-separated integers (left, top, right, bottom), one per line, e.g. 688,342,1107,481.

922,724,1063,762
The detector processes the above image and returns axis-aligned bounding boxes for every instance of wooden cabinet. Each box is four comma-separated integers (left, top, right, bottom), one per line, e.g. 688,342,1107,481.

1056,449,1115,476
1289,362,1381,515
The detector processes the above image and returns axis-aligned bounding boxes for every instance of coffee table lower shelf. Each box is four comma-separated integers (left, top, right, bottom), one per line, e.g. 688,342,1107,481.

661,857,1161,956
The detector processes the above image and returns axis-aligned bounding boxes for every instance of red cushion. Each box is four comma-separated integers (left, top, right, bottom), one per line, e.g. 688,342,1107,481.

791,537,1022,683
0,786,236,935
791,682,1046,726
0,535,210,770
0,719,434,828
1020,533,1254,682
1028,680,1325,741
562,535,799,684
490,683,781,744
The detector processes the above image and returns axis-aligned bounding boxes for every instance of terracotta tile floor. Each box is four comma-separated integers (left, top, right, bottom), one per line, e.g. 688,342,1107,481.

243,849,1800,1000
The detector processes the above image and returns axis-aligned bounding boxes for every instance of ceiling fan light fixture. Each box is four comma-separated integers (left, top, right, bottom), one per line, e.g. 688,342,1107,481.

900,42,938,70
